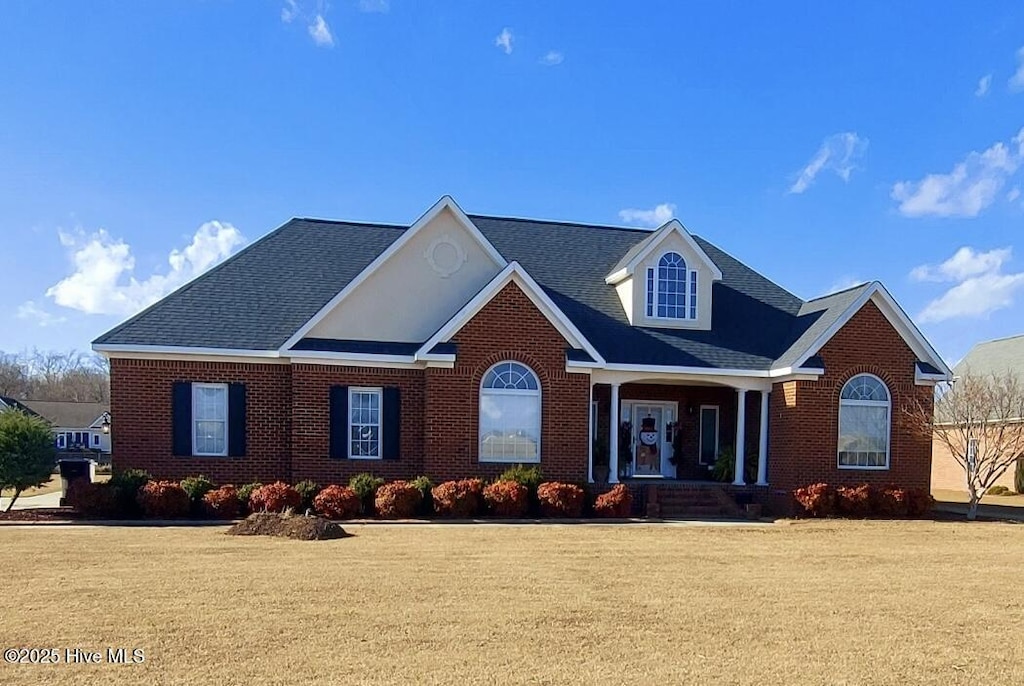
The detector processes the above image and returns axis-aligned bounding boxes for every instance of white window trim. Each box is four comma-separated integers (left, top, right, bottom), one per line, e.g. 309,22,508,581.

348,387,383,461
837,374,891,471
647,252,697,321
192,382,229,457
479,362,542,464
56,434,66,450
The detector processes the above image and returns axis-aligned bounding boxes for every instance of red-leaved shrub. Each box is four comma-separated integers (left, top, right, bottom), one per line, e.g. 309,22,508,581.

374,481,422,518
313,485,361,520
793,483,835,518
593,484,633,518
137,480,190,519
876,486,909,517
835,484,873,517
431,479,484,518
483,480,529,517
202,485,241,520
67,481,119,518
905,487,934,518
537,482,585,518
249,481,302,513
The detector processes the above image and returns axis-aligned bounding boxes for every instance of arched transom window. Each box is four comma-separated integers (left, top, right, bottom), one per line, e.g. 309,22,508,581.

838,374,891,469
479,361,541,463
646,251,697,320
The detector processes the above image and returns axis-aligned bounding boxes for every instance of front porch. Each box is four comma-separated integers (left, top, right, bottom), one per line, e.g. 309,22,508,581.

587,375,771,487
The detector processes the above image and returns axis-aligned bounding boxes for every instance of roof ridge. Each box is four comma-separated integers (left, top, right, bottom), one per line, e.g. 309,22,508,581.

468,213,655,234
974,332,1024,346
804,281,873,303
295,217,408,230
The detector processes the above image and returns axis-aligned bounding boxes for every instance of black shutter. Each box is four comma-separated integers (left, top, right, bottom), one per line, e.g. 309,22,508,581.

382,387,401,460
228,383,247,457
171,382,192,456
329,386,349,459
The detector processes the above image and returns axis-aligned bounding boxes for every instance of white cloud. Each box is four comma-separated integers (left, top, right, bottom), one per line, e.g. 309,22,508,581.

281,0,299,22
539,50,564,66
1008,187,1021,202
788,132,868,194
891,129,1024,218
358,0,389,12
911,246,1024,323
618,203,676,228
45,221,246,317
494,28,513,55
308,14,334,47
976,74,992,97
16,301,66,327
1010,47,1024,93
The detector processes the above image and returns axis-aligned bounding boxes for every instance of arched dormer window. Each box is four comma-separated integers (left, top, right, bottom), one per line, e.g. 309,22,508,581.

645,252,697,320
838,374,891,469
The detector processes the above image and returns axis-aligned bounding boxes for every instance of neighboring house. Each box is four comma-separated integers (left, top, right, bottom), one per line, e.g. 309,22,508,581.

92,196,950,507
0,397,112,456
931,334,1024,493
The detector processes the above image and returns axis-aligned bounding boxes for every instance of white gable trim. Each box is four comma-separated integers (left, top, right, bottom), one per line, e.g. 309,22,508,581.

279,196,508,352
778,282,952,379
605,220,723,285
416,261,606,365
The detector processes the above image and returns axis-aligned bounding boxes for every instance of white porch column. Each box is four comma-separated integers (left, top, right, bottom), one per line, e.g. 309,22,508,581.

609,383,620,484
733,388,747,486
757,390,769,486
587,381,595,484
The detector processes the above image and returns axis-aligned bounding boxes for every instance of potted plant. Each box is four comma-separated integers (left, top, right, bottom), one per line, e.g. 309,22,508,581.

592,435,610,483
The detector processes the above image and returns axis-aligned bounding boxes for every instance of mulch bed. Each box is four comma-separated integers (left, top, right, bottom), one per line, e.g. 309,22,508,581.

0,508,81,522
226,512,351,540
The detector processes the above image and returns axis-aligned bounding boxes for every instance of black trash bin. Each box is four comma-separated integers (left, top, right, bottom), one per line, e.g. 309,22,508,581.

58,458,95,506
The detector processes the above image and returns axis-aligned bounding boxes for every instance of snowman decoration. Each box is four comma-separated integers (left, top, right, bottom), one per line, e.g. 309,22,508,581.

637,414,660,474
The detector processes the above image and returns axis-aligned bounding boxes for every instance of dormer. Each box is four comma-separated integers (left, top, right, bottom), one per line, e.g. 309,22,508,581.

605,219,723,330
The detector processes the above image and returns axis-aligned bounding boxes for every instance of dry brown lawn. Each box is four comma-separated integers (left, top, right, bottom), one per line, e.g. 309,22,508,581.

933,488,1024,508
1,520,1023,685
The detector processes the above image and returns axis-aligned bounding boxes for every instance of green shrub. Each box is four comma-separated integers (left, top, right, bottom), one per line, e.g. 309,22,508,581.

0,409,58,511
498,465,543,493
408,476,434,516
349,473,384,514
1016,456,1024,495
180,479,216,516
986,485,1011,496
109,468,152,518
237,482,262,514
294,480,322,512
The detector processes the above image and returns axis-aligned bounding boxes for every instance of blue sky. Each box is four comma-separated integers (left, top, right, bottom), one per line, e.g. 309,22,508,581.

2,1,1023,365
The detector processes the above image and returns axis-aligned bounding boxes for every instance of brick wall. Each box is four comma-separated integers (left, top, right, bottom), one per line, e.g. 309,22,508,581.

110,280,590,486
424,281,591,482
767,300,934,494
109,358,292,483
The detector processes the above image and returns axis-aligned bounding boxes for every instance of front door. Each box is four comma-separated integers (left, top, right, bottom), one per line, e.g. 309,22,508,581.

630,403,676,477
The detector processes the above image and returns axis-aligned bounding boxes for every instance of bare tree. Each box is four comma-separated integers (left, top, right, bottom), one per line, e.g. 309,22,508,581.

0,350,109,403
909,370,1024,520
0,353,30,398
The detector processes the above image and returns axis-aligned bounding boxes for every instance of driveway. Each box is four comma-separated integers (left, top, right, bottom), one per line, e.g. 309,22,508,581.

0,491,63,511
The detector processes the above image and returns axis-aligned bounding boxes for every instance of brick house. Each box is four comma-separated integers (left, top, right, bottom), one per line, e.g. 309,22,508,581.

93,196,950,507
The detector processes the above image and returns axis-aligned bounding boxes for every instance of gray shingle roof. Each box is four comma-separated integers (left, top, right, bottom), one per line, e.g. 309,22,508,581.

954,334,1024,376
18,401,108,429
94,213,868,371
772,283,873,369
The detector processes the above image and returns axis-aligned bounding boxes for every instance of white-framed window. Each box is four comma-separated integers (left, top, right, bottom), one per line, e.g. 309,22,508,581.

56,433,66,450
479,361,541,463
838,374,891,469
646,251,696,320
193,383,228,457
349,387,382,460
91,433,100,448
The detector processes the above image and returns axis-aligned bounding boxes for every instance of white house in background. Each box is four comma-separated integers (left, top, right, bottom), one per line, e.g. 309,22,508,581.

0,398,111,455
